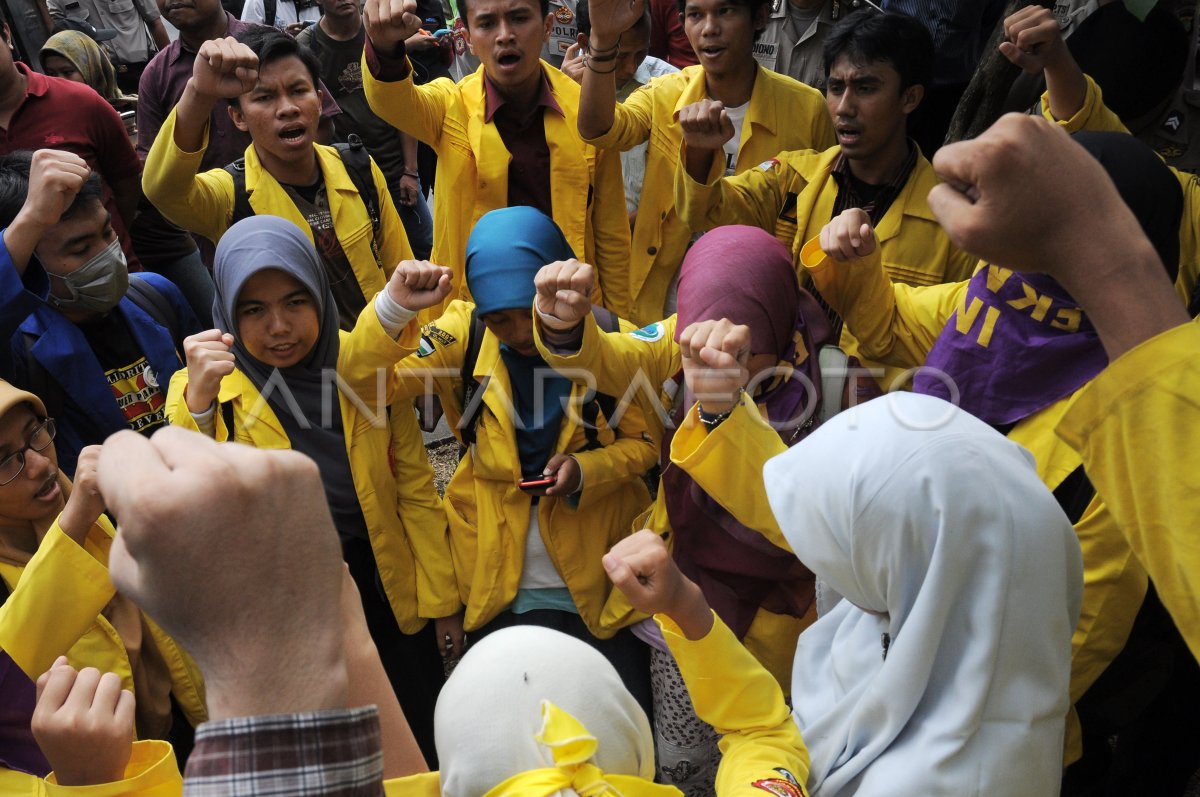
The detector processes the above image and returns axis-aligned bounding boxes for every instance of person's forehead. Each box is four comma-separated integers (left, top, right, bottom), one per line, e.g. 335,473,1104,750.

683,0,744,14
0,405,36,442
255,56,314,82
42,199,107,246
470,0,543,18
828,55,899,81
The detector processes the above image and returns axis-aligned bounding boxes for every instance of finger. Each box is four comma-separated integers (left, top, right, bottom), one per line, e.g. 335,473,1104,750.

602,552,647,599
35,663,77,714
187,328,228,344
114,688,136,734
64,667,103,714
698,344,742,371
90,671,125,715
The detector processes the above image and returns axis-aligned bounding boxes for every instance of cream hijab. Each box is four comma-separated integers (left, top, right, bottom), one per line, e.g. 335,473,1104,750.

435,626,656,797
765,393,1083,797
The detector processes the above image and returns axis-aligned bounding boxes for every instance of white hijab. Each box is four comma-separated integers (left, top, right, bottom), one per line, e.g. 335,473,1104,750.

435,626,656,797
765,393,1083,797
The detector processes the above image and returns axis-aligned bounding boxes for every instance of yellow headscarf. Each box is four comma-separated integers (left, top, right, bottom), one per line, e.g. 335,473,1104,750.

39,30,127,103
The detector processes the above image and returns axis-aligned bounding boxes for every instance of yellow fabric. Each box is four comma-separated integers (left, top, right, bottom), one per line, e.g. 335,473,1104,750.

43,741,181,797
388,300,655,636
481,702,680,797
1042,74,1200,310
362,60,631,321
1057,320,1200,661
0,520,207,729
586,65,835,325
800,240,1154,762
142,108,412,297
165,301,458,626
534,317,808,686
660,612,810,797
675,146,975,388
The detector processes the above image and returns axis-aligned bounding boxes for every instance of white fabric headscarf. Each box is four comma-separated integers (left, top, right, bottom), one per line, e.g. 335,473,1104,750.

435,626,655,797
765,393,1082,797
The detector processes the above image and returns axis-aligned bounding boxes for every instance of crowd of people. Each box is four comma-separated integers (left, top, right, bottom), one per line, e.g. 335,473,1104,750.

1,0,1199,793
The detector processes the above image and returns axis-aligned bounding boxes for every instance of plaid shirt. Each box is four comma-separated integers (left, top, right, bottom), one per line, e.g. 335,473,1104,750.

830,141,920,225
184,707,383,796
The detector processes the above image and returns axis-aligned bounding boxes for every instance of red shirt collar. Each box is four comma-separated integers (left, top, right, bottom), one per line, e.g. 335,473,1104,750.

483,67,563,124
16,63,49,99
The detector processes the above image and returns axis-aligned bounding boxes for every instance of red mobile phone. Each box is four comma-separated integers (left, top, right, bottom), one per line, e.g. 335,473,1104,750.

518,475,556,492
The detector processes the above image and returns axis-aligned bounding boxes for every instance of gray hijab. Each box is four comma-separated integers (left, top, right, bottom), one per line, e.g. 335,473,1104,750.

212,216,367,540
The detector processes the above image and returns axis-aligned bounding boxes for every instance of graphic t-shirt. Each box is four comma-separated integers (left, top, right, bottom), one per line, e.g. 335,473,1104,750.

280,174,367,331
77,311,166,435
722,101,750,175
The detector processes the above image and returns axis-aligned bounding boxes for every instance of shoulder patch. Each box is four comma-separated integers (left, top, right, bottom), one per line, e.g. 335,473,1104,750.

424,324,457,347
752,777,805,797
628,322,665,342
759,158,780,171
417,336,436,358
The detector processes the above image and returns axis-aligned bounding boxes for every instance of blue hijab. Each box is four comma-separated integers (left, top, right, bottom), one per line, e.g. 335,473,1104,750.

466,208,575,478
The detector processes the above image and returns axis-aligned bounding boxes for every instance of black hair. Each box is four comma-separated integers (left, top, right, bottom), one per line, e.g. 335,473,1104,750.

0,151,104,229
458,0,550,28
576,0,649,38
230,26,322,108
672,0,772,25
822,9,934,91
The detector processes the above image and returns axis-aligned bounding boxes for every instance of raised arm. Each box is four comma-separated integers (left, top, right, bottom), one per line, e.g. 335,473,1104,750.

576,0,647,141
999,6,1088,125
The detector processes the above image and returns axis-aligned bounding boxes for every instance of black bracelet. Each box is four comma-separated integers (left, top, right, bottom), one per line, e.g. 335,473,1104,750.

583,52,619,74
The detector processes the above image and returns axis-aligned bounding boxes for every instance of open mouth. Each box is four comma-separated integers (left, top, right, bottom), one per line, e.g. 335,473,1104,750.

279,125,307,143
699,46,725,59
836,125,861,145
35,475,59,501
497,52,521,67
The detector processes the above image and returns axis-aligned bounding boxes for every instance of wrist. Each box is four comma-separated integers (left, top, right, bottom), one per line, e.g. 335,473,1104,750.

185,385,217,416
10,207,53,238
664,580,713,641
183,77,220,105
697,388,742,419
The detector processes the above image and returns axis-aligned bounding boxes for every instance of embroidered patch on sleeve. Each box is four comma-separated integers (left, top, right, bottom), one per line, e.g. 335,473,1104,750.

752,777,805,797
424,324,457,347
759,158,780,171
628,322,665,342
417,336,436,358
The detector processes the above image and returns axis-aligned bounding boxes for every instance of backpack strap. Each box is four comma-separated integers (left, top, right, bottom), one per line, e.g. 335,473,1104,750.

818,344,848,427
264,0,278,26
579,305,622,450
334,136,382,242
125,276,183,353
222,158,255,228
457,310,488,450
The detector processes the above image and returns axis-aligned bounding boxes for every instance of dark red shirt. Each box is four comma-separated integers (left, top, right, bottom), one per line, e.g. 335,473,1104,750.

649,0,698,68
483,71,562,218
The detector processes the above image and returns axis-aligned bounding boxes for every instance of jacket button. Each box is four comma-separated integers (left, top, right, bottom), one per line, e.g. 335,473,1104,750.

647,246,657,255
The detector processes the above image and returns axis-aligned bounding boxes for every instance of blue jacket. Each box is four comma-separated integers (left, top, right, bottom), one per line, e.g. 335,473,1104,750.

0,236,198,477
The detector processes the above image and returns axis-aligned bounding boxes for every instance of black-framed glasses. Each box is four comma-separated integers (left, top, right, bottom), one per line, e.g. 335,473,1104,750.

0,418,57,486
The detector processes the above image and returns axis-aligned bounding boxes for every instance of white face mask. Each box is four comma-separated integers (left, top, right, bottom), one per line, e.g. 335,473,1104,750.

47,239,129,314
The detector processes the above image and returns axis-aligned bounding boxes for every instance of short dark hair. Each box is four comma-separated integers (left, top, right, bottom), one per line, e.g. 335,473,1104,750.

576,0,649,38
822,10,934,90
230,26,322,108
0,151,104,229
672,0,771,22
458,0,550,28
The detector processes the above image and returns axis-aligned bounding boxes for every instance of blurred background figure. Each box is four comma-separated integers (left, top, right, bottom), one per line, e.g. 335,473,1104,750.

40,30,138,142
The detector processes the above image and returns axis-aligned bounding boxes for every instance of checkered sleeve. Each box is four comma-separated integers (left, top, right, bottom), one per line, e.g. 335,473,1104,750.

184,706,384,796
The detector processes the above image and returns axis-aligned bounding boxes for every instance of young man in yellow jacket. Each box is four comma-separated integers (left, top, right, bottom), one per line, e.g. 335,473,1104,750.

142,28,413,331
359,0,632,320
674,8,975,388
577,0,835,325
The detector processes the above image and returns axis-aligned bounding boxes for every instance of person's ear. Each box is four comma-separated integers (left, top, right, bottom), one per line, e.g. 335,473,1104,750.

901,83,924,115
2,24,12,51
227,102,249,133
542,11,552,43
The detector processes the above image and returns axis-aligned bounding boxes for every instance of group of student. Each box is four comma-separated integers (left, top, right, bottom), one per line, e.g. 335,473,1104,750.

2,0,1200,793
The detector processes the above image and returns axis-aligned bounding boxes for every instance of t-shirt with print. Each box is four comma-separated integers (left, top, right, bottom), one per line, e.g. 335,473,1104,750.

77,311,167,435
722,101,749,175
280,174,367,331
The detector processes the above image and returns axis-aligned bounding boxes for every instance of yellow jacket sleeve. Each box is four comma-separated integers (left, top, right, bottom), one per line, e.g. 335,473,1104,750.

1057,320,1200,661
674,149,794,234
338,297,424,404
589,146,634,319
571,399,657,505
801,238,964,369
661,612,811,796
141,108,234,243
388,301,473,406
361,57,453,148
668,394,792,552
535,314,680,403
45,741,180,797
584,81,655,151
1041,74,1127,135
0,522,114,679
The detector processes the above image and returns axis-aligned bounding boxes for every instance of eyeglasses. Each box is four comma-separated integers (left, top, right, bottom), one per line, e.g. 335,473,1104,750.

0,418,57,486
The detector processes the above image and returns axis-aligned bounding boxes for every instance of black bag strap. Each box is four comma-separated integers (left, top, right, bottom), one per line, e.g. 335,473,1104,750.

223,158,255,227
458,306,621,451
264,0,277,26
126,276,183,353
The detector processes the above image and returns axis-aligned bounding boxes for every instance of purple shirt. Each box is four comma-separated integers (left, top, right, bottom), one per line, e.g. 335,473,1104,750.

136,12,341,171
0,650,49,777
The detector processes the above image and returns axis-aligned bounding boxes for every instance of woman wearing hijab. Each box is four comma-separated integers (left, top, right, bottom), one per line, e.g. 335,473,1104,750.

765,392,1082,797
164,215,453,764
39,31,137,127
533,226,875,795
380,206,656,711
0,378,200,789
800,130,1189,772
385,528,811,797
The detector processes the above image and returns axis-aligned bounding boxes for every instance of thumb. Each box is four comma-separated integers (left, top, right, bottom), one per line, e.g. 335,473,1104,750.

998,41,1035,72
542,453,568,475
220,332,235,347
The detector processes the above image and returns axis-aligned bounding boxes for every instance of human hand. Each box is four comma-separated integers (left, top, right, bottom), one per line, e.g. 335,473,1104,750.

999,5,1069,75
183,330,236,415
15,150,91,231
386,260,454,311
285,21,310,36
586,0,645,45
541,453,581,497
603,530,713,639
364,0,422,51
397,174,420,207
97,428,348,720
819,208,876,261
678,318,751,415
435,612,466,667
405,28,439,52
32,658,134,788
58,446,104,544
189,37,259,100
534,259,595,331
561,38,585,84
678,99,735,152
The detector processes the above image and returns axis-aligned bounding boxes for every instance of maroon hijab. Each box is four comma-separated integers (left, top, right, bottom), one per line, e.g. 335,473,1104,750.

666,226,833,638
